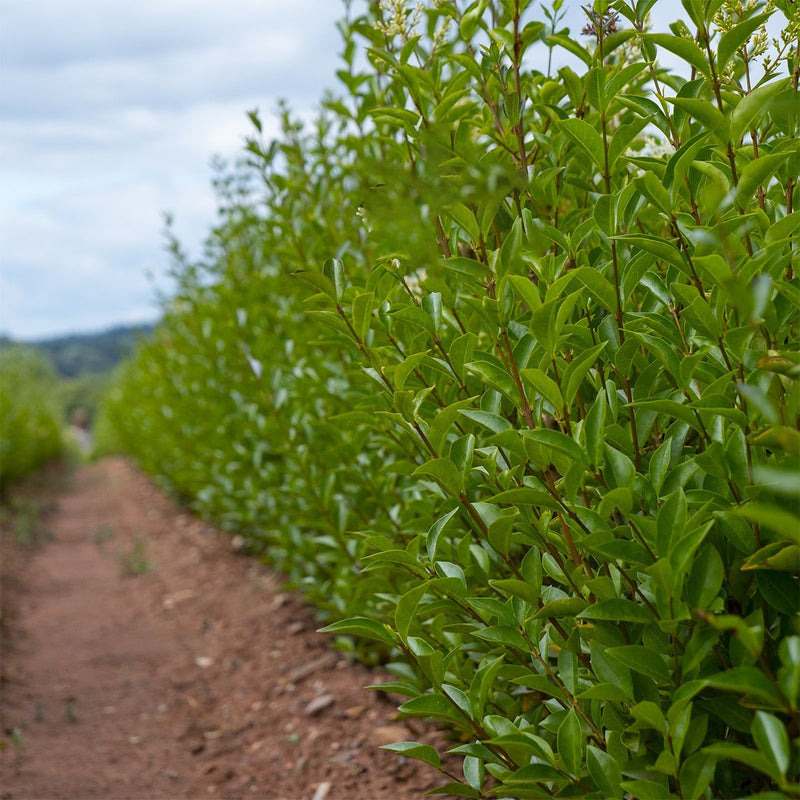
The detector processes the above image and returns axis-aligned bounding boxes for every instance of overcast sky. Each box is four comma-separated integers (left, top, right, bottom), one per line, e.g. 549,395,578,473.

0,0,702,340
1,0,345,340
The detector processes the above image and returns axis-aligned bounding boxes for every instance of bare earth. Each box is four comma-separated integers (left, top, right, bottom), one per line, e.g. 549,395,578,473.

0,457,453,800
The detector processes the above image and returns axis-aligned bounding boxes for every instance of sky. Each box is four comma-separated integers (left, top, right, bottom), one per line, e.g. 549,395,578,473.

0,0,344,340
0,0,715,341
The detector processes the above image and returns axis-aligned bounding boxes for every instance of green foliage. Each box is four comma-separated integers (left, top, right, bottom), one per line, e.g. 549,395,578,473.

58,371,113,429
101,1,799,797
0,347,64,487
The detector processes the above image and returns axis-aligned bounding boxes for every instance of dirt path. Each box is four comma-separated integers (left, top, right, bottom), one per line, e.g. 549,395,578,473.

0,458,451,799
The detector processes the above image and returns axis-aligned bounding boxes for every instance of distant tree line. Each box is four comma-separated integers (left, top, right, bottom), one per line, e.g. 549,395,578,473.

0,324,154,434
0,323,154,379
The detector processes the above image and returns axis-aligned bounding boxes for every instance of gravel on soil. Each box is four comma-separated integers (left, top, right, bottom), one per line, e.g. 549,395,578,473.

0,457,458,800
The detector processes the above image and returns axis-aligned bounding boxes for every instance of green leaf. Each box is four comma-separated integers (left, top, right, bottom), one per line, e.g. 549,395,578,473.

752,711,790,779
557,709,583,775
685,294,720,338
752,465,800,497
730,78,790,143
560,117,605,169
620,780,675,800
631,701,667,734
293,269,338,301
584,389,606,469
718,13,771,72
606,646,671,684
578,682,631,702
463,755,484,791
678,752,717,800
742,542,800,573
426,507,460,562
322,257,345,301
615,234,685,271
352,291,374,342
443,256,490,281
603,444,636,489
730,503,800,552
598,486,633,519
371,106,419,129
665,131,712,205
459,409,512,434
608,116,650,169
704,667,784,705
443,683,472,718
631,398,701,432
395,583,430,641
422,292,443,333
413,458,463,496
649,437,672,497
546,34,593,66
686,546,724,609
472,625,529,651
424,782,482,798
500,217,523,276
381,741,442,769
520,368,563,412
399,693,467,726
466,360,519,404
394,351,430,391
489,487,558,509
657,488,687,558
755,570,800,615
585,66,607,113
568,266,617,313
430,398,477,455
508,274,542,312
318,616,395,646
736,153,790,207
469,655,505,723
587,745,623,798
522,429,589,467
667,97,729,144
500,762,565,786
591,641,633,698
701,743,776,779
447,202,481,243
646,33,710,79
562,341,608,407
490,578,539,606
578,598,653,623
533,597,588,619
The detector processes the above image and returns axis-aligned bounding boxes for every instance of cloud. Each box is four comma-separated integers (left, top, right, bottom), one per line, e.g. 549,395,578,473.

0,0,344,339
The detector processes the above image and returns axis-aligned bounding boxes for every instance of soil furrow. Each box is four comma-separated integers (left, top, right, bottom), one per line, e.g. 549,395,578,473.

1,457,449,800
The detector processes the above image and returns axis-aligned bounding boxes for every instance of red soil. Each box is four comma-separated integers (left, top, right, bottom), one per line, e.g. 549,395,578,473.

0,458,456,799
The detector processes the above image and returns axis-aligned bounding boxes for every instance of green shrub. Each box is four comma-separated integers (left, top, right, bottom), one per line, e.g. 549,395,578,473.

103,0,799,796
0,347,64,488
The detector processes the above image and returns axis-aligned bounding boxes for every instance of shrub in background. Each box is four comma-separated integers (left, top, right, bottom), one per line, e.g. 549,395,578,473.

0,347,64,488
100,0,799,796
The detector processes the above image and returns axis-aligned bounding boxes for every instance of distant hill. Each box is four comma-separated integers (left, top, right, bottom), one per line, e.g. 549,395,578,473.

0,323,155,379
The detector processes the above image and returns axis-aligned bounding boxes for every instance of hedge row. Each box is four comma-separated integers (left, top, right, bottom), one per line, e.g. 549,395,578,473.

99,1,799,796
0,347,64,488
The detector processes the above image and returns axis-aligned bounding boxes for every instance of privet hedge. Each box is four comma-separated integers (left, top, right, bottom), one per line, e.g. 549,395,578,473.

99,0,799,796
1,347,64,488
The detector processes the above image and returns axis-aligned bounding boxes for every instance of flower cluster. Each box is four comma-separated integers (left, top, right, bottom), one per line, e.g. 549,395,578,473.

374,0,424,41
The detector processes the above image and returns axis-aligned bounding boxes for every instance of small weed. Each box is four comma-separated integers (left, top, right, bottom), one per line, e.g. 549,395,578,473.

1,727,26,772
92,523,114,546
63,697,77,724
118,537,154,577
3,496,53,548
